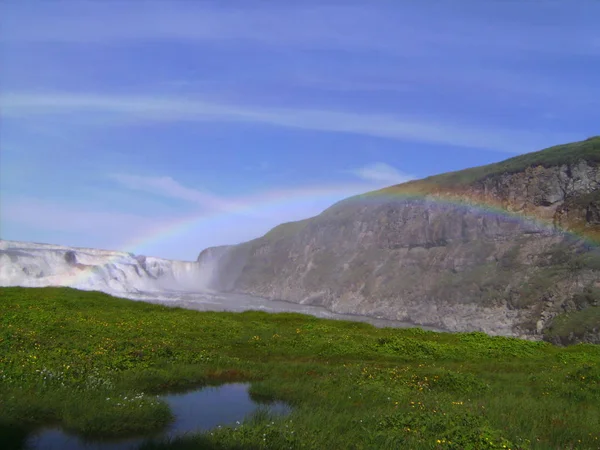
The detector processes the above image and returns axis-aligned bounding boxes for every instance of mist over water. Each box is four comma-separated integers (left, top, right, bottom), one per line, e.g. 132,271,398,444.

0,240,211,294
0,240,434,330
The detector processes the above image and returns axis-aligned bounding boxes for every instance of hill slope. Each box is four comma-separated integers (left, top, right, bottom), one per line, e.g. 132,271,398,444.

198,137,600,343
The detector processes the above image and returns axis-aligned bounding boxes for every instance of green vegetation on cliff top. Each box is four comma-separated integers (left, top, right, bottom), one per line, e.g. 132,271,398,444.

312,136,600,220
257,136,600,242
2,287,600,449
402,136,600,189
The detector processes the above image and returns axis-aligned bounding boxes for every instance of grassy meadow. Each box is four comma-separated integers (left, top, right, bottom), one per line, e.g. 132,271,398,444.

1,286,599,449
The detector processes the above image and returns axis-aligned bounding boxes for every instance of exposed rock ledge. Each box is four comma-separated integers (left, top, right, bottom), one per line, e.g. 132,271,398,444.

198,146,600,341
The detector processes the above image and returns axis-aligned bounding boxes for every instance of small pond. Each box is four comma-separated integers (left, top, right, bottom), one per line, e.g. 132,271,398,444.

27,383,290,450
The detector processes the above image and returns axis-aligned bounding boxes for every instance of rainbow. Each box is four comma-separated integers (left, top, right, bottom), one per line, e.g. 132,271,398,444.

61,183,384,286
64,181,598,287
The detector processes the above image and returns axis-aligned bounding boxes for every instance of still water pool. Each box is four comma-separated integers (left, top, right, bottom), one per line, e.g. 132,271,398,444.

27,383,290,450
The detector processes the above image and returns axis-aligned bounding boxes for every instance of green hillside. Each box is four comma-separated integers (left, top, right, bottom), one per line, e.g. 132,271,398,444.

406,136,600,189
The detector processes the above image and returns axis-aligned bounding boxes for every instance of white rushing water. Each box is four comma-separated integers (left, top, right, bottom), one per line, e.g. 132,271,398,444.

0,240,209,294
0,239,436,330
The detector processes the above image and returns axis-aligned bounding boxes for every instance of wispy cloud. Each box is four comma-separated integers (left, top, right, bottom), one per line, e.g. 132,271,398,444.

0,195,212,259
109,174,241,213
109,171,403,218
3,2,598,57
0,196,161,241
2,2,597,261
3,92,578,153
300,66,600,107
347,163,414,186
0,174,398,258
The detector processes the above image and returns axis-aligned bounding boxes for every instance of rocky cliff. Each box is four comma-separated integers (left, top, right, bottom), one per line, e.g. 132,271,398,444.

198,137,600,342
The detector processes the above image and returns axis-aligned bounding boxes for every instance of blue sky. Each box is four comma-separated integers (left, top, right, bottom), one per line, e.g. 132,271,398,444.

1,1,599,260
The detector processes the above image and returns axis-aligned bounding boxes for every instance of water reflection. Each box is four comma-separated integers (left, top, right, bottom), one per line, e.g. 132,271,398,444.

27,383,290,450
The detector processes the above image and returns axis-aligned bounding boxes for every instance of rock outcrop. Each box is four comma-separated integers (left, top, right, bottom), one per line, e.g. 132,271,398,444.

198,137,600,341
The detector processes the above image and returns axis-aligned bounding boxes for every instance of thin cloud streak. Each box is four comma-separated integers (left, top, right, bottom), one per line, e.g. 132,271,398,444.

110,171,410,217
1,172,403,259
109,174,247,214
3,3,598,57
1,196,161,238
347,163,414,185
0,196,198,258
2,92,578,153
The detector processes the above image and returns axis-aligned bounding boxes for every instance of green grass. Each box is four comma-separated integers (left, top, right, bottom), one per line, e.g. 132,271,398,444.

545,306,600,342
1,287,600,449
316,136,600,222
409,136,600,188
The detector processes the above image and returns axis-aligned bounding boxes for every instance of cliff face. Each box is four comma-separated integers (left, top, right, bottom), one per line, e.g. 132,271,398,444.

198,138,600,341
